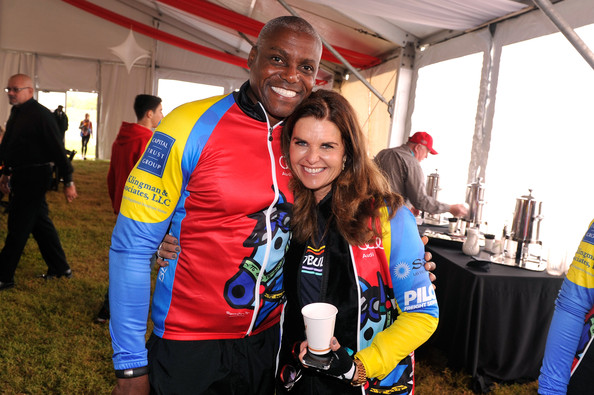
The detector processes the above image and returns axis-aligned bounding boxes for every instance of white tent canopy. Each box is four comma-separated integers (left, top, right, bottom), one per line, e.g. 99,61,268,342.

1,0,592,159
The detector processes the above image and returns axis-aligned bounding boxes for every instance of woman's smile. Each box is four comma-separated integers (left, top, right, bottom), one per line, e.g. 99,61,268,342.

289,116,345,203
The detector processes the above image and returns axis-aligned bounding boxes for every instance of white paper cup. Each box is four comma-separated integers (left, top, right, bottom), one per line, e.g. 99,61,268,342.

484,235,495,252
546,249,569,276
448,220,457,234
301,303,338,355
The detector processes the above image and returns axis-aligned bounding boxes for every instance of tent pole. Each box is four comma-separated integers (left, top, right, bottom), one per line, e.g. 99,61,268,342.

276,0,391,107
532,0,594,70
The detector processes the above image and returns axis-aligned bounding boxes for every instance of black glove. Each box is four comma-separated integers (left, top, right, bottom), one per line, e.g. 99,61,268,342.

304,346,356,382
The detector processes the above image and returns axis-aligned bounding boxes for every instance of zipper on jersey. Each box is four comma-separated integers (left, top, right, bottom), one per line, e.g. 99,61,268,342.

245,104,283,336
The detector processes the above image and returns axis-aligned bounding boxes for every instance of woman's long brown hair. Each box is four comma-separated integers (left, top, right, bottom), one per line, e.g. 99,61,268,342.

281,89,403,246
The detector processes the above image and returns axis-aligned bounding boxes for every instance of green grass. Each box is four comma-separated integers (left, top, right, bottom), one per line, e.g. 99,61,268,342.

415,346,539,394
0,160,538,394
0,160,115,394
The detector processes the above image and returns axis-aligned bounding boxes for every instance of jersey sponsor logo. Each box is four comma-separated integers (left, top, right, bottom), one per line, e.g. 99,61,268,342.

584,223,594,245
412,258,430,276
302,245,325,273
574,249,593,269
138,132,175,177
358,237,384,251
279,156,289,170
225,310,250,318
412,258,424,270
403,286,437,311
279,156,292,177
125,175,172,208
393,261,411,280
158,266,168,282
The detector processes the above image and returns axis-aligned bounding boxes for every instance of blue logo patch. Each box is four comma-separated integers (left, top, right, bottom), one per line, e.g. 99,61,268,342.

137,132,175,177
584,223,594,245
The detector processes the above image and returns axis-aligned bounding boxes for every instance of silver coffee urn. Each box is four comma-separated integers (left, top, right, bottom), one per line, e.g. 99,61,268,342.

464,176,485,228
496,189,545,271
423,169,442,225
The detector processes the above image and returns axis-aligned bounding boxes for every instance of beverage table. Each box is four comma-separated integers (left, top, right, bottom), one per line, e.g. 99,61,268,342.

419,225,564,392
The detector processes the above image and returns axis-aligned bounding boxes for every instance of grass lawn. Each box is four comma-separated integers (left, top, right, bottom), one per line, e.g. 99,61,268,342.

0,160,539,394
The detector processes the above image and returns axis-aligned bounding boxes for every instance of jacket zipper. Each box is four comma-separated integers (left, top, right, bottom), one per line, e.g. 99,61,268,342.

245,104,282,336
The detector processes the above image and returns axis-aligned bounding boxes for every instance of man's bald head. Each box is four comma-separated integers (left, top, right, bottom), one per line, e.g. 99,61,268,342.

6,74,34,106
256,16,321,48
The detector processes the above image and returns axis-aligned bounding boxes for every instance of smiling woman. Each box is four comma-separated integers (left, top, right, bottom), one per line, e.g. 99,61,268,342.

289,116,345,203
277,89,438,395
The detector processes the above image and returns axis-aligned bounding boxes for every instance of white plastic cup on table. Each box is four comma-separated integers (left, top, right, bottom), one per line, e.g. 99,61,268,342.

491,240,502,255
448,217,458,234
484,234,495,252
546,248,569,276
301,302,338,355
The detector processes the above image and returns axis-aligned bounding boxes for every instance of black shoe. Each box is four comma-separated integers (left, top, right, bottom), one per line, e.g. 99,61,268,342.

95,306,110,324
38,269,73,280
0,280,15,291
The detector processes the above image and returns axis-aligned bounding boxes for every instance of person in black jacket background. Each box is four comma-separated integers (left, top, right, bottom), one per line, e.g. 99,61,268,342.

0,74,78,291
53,105,68,146
51,105,71,190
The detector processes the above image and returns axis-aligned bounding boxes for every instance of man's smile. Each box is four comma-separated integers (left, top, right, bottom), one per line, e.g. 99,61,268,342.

271,86,297,98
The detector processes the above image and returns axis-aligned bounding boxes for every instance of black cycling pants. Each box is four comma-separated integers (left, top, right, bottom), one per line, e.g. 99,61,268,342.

147,324,279,395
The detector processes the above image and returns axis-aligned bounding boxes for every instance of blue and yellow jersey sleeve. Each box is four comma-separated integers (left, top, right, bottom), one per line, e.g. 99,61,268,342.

356,206,439,379
539,219,594,394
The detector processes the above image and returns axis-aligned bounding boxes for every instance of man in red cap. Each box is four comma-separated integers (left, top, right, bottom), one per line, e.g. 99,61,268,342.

374,131,468,218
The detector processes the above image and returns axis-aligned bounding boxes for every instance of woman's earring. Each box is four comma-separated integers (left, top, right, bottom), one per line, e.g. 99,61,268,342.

342,157,346,171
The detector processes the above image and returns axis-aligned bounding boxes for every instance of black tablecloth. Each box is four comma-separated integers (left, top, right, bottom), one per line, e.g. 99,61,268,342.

421,226,564,392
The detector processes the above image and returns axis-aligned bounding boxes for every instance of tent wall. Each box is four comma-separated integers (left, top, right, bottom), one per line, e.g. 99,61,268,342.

0,0,247,159
340,58,399,156
99,63,150,159
407,0,594,184
0,51,35,129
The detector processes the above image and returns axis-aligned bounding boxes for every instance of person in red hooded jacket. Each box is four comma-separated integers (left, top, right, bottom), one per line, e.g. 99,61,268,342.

95,94,163,323
107,95,163,215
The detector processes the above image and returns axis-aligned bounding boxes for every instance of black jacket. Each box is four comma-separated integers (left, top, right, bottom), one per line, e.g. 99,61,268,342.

278,195,362,395
0,99,73,183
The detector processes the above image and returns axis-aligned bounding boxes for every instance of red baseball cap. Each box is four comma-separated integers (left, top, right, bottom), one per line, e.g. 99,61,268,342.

409,131,437,155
